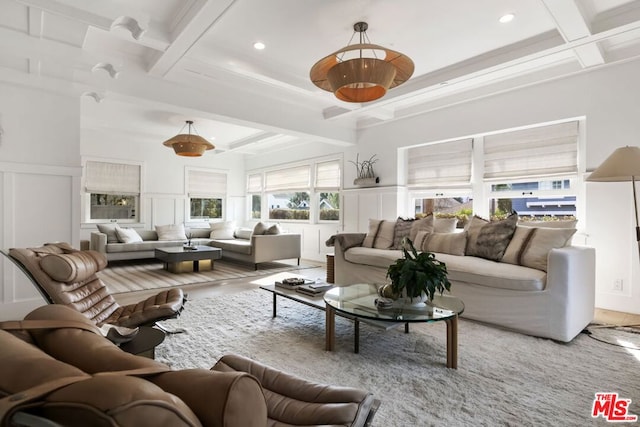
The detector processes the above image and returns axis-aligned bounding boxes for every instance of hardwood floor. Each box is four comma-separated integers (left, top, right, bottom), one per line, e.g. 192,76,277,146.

113,262,640,330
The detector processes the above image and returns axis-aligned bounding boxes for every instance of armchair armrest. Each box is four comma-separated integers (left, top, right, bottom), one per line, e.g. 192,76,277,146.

90,232,107,254
326,233,366,251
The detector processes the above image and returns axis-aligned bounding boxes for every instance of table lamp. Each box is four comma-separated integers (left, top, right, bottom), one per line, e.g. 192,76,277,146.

587,146,640,263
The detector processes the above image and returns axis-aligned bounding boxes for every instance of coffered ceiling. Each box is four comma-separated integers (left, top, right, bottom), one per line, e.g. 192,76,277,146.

1,0,640,155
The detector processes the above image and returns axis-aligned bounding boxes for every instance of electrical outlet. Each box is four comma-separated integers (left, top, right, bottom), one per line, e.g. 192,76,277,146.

613,279,623,292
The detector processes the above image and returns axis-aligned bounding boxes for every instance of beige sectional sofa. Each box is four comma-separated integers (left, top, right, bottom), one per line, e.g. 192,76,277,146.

328,214,595,342
90,222,301,268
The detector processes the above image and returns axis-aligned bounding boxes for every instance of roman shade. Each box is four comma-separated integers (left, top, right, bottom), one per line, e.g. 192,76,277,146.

188,169,227,197
315,160,341,188
407,139,473,187
247,173,263,193
265,165,310,191
483,121,579,180
85,161,140,195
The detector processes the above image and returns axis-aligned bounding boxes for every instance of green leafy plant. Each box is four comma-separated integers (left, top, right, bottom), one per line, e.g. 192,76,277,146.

386,238,452,301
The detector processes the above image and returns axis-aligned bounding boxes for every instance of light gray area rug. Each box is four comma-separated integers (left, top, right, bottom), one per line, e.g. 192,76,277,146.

99,259,316,293
156,289,640,427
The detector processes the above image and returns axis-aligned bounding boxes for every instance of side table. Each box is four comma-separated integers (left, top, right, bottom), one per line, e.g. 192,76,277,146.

120,326,165,359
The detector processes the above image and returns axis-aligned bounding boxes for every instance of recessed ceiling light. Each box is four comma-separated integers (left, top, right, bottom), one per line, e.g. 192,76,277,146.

499,13,515,23
253,41,265,50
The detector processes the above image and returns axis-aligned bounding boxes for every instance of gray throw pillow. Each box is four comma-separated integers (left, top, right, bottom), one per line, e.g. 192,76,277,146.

265,224,281,235
473,213,518,261
465,215,489,256
97,224,119,243
253,222,268,235
392,218,415,249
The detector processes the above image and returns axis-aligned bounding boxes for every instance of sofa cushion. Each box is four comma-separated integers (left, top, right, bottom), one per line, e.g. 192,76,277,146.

187,228,212,239
392,218,415,249
434,253,546,291
344,247,403,268
210,221,236,239
422,232,467,256
40,251,107,283
210,239,253,255
97,224,119,243
234,228,253,240
502,226,577,272
434,217,458,233
156,224,187,241
265,224,281,235
253,222,268,235
362,219,382,248
373,220,396,249
473,213,518,261
105,240,181,253
464,215,489,256
518,219,577,228
115,226,143,243
409,215,434,242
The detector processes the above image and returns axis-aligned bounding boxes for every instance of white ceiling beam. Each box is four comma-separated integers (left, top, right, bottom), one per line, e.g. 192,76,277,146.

147,0,237,77
541,0,605,68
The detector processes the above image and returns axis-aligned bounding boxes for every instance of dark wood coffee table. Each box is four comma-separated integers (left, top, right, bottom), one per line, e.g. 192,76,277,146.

155,246,222,273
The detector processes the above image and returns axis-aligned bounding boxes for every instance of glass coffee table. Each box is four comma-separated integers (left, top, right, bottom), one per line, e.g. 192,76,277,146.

324,284,465,369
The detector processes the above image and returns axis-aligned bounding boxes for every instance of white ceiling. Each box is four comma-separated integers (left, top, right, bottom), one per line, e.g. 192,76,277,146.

2,0,640,155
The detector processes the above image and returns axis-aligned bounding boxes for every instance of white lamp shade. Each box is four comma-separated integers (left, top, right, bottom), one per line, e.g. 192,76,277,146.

586,146,640,182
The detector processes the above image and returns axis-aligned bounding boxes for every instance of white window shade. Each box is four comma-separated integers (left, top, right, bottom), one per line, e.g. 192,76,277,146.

188,169,227,197
85,161,140,195
247,173,262,193
407,139,473,187
484,121,578,180
265,165,310,191
315,160,341,188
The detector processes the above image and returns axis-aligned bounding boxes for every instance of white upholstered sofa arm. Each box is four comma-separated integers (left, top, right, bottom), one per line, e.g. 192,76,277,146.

90,231,108,254
251,234,301,264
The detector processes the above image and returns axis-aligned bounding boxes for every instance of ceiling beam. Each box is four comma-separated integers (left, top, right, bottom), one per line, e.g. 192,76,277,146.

541,0,605,68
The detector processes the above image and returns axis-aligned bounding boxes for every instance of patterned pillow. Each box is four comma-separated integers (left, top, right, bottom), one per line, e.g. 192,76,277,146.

422,232,467,256
392,218,415,249
472,213,518,261
465,215,489,256
502,226,577,271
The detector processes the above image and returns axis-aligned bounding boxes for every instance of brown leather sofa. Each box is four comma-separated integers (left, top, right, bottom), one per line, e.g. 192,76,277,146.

0,305,379,427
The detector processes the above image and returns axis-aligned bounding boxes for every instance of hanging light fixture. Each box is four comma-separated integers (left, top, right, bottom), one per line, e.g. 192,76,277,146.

310,22,414,103
162,120,214,157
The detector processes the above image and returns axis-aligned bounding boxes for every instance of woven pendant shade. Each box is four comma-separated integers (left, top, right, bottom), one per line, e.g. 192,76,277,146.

310,23,414,103
163,120,214,157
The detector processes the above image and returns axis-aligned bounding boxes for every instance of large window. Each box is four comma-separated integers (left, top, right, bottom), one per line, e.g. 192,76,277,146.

187,169,226,221
85,160,141,222
249,158,342,222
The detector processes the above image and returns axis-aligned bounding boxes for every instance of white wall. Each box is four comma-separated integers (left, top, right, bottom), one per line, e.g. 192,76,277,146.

0,83,81,320
355,58,640,314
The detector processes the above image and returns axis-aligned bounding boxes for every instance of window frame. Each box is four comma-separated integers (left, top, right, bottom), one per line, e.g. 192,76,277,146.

185,167,227,223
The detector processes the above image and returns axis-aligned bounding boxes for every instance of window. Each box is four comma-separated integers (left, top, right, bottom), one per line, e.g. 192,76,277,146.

265,165,310,220
85,161,140,222
187,169,226,221
407,139,473,188
484,121,579,220
247,173,262,219
315,160,341,221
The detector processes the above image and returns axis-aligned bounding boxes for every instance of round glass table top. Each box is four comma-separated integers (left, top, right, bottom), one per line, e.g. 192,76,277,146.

323,284,464,323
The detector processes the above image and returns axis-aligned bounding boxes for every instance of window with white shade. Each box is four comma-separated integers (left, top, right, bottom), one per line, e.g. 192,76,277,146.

247,173,262,219
315,160,341,221
187,168,227,221
407,139,473,188
85,160,141,222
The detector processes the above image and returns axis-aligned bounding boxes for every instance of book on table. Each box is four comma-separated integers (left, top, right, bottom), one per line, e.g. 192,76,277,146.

296,282,334,296
275,277,315,290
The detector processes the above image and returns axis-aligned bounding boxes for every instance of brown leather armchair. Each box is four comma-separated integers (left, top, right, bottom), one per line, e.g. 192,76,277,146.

4,242,185,329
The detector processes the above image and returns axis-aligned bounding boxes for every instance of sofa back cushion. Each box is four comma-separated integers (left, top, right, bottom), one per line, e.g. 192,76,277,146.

234,228,253,240
156,224,188,241
502,226,577,271
40,251,107,283
422,232,467,256
253,222,268,235
115,226,143,243
97,224,119,243
210,221,236,239
409,215,434,242
433,217,458,233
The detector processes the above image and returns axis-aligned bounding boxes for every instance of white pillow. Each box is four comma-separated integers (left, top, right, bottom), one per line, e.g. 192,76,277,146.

97,224,119,243
156,224,187,241
115,226,143,243
210,221,236,240
234,228,253,240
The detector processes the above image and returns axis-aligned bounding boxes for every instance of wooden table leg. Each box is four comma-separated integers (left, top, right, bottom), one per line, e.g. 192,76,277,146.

446,315,458,369
326,306,336,351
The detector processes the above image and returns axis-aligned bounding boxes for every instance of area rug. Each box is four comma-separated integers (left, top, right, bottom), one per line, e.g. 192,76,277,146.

156,289,640,427
98,259,317,294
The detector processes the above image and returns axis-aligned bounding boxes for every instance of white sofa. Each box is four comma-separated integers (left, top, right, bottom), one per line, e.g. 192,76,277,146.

328,216,595,342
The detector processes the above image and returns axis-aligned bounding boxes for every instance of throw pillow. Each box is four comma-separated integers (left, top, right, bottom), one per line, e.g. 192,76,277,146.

502,226,577,272
473,213,518,261
373,220,396,249
422,232,467,256
392,218,415,249
362,219,383,248
413,230,431,250
409,215,434,242
434,217,458,233
156,224,188,241
115,226,143,244
97,224,119,243
265,224,281,235
234,228,253,240
210,221,236,240
464,215,489,256
253,222,268,235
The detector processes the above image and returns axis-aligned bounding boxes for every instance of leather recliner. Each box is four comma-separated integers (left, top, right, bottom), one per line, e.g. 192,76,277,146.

5,242,185,328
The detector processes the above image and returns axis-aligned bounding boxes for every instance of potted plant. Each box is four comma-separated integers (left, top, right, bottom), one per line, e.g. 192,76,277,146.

384,237,452,307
